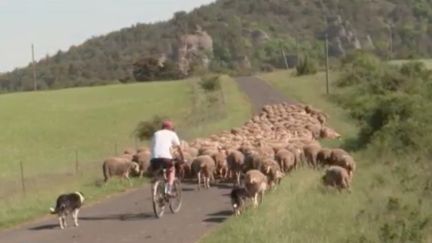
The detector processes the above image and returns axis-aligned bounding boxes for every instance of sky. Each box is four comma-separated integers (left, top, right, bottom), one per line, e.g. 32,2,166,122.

0,0,216,72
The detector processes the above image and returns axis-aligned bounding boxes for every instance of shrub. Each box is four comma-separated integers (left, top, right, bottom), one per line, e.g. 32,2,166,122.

296,55,317,76
134,115,167,141
199,75,221,92
334,52,432,155
133,57,182,81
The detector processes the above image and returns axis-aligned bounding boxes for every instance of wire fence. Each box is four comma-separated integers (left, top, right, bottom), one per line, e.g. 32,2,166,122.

0,139,144,201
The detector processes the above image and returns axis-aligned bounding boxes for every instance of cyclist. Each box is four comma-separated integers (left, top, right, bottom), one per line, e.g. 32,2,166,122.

150,120,184,196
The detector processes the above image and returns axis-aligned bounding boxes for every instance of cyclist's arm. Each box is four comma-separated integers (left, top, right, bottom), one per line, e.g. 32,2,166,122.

172,132,184,162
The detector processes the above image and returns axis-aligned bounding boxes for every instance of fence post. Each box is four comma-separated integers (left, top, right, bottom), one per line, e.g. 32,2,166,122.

75,150,79,175
19,160,26,196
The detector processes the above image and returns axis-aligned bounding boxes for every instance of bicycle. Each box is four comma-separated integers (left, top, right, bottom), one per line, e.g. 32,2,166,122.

151,165,183,218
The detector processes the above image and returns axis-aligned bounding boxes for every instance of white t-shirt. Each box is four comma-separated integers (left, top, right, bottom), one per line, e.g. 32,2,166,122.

151,129,181,159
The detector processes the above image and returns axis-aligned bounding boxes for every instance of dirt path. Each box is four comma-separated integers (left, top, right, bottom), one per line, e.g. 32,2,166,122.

0,77,290,243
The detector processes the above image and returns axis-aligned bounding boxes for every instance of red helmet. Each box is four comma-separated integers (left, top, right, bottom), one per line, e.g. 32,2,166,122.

162,120,174,130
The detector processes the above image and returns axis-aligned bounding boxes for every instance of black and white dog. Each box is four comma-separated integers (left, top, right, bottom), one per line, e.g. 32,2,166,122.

230,187,249,216
50,192,85,229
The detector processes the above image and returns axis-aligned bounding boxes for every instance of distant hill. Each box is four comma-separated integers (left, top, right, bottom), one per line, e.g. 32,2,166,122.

1,0,432,92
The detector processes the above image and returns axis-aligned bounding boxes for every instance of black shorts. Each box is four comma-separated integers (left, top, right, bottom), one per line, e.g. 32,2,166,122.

150,158,174,172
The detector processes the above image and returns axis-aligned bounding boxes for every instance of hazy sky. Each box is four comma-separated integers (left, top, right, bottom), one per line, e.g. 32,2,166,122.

0,0,215,72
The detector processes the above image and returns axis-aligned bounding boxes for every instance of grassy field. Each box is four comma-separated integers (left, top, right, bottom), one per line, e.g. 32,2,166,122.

200,71,432,243
0,76,251,229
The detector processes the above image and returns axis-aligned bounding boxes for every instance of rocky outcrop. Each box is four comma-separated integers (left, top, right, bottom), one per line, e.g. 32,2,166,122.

177,25,214,75
324,15,373,57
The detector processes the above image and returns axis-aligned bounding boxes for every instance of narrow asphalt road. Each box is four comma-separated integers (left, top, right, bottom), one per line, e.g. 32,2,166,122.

0,182,233,243
0,77,291,243
235,76,295,114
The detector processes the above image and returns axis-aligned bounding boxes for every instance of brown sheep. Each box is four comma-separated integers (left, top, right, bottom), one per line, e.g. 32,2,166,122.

119,153,134,161
175,152,193,180
286,145,304,168
191,155,216,190
303,144,321,168
316,148,332,167
227,150,245,186
123,148,136,155
243,150,264,173
261,159,284,188
320,127,341,140
136,146,149,153
275,149,296,173
322,166,351,191
198,147,217,156
244,170,268,207
329,149,356,178
102,158,140,183
212,150,228,180
132,151,151,177
186,147,199,158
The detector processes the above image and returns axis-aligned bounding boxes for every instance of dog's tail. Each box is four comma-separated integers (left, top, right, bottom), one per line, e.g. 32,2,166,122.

50,203,66,214
49,207,57,214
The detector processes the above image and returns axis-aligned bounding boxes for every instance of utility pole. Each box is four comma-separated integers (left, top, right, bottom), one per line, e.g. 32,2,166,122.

281,48,289,69
388,24,393,60
325,33,329,95
31,44,37,91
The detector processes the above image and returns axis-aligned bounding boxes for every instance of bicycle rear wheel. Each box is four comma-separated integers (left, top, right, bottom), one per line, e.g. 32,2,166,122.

152,180,166,218
169,179,182,214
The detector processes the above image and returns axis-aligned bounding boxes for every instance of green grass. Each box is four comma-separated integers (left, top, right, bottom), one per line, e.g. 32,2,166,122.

200,70,432,243
0,76,251,229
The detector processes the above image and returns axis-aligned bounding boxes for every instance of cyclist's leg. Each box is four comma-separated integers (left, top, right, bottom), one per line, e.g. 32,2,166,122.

164,159,175,192
150,158,163,181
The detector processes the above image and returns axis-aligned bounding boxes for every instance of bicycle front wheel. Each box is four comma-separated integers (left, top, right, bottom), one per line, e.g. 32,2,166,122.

152,180,166,218
169,179,182,214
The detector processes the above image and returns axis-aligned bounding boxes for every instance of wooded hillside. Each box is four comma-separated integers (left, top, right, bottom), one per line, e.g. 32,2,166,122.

1,0,431,92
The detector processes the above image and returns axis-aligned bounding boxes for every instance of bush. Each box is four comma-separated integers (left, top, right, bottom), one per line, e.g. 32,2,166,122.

296,55,317,76
199,75,221,92
133,57,183,81
134,115,167,141
334,52,432,155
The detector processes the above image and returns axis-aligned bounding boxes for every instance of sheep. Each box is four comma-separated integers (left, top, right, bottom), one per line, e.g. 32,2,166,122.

198,147,217,156
186,147,199,158
102,158,140,184
244,170,268,207
119,153,134,162
316,148,333,167
322,166,351,191
123,148,136,155
175,151,193,180
227,150,245,186
275,149,296,173
261,158,284,188
212,149,229,180
132,150,151,178
320,127,341,140
243,150,264,173
136,146,149,154
303,144,321,168
329,149,356,178
191,155,216,190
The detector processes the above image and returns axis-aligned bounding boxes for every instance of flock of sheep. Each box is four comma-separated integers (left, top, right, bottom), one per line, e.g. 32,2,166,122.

101,102,356,215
